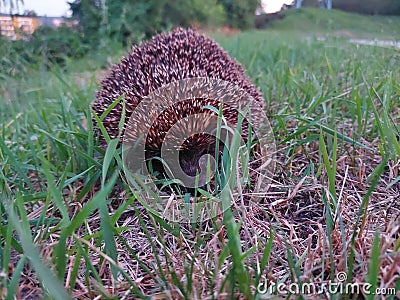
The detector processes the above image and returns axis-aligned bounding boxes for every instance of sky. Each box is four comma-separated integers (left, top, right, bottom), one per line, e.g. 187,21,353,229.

261,0,294,13
2,0,71,17
1,0,293,17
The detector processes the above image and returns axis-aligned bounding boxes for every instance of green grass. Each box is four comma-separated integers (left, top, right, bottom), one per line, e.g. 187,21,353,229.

1,10,400,299
268,8,400,39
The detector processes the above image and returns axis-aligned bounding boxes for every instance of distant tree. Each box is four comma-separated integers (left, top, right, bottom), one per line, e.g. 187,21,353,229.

0,0,24,14
68,0,102,46
218,0,259,29
333,0,400,15
327,0,332,9
320,0,332,9
191,0,226,27
23,9,37,16
296,0,332,9
295,0,304,8
69,0,228,48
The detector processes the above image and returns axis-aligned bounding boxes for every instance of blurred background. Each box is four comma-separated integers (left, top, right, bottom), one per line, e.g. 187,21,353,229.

1,0,399,69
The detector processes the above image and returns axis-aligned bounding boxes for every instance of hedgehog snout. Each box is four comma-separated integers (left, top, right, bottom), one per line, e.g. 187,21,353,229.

179,147,216,179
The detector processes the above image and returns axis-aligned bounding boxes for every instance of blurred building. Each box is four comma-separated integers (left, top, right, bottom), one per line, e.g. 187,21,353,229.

0,14,72,39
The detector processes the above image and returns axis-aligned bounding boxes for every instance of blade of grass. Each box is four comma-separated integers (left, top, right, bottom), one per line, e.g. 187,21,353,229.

5,195,71,300
366,232,381,300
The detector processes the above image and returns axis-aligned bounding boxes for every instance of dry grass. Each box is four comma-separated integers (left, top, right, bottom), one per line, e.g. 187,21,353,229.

10,135,399,299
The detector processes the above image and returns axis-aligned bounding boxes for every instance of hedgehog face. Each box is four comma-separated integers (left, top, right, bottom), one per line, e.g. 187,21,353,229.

179,135,216,177
146,134,220,194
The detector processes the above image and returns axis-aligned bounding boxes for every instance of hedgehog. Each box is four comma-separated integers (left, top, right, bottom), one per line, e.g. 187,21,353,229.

92,27,266,194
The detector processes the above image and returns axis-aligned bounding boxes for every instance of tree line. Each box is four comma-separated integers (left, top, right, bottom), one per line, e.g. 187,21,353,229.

67,0,259,47
297,0,400,15
0,0,259,68
1,0,399,71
